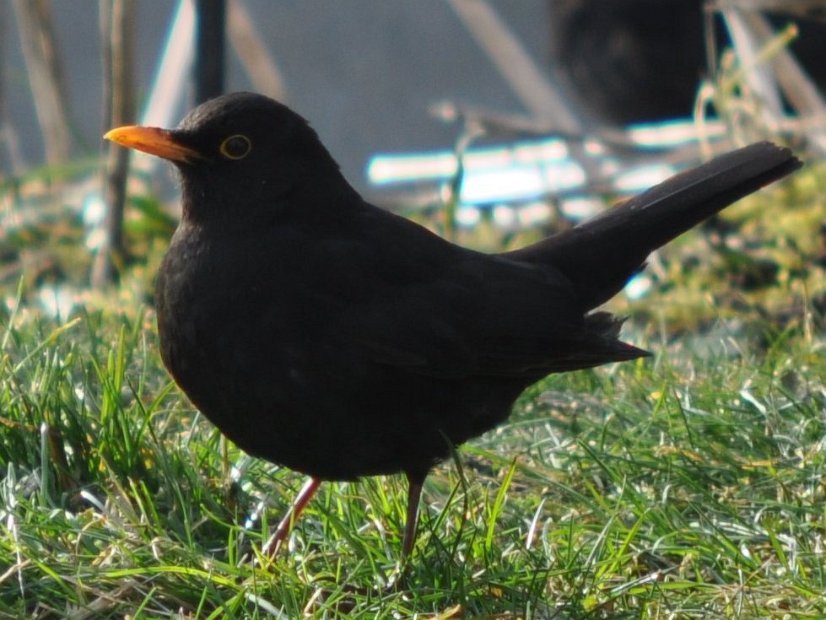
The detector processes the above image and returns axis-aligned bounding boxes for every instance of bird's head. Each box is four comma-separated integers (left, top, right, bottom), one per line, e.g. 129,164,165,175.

105,92,349,226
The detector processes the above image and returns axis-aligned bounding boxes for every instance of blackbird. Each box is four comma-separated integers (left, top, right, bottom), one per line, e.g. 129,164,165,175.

105,92,800,559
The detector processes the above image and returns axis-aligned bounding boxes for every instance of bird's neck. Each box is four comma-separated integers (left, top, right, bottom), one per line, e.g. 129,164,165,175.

179,172,364,231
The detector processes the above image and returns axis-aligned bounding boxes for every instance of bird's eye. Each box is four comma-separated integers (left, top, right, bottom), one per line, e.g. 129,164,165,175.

219,134,252,160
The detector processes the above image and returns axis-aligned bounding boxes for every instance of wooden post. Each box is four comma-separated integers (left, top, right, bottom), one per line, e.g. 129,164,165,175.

11,0,71,166
94,0,135,287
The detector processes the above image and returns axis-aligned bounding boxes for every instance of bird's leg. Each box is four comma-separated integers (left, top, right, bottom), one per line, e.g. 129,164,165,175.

263,477,321,556
401,472,425,560
382,472,426,591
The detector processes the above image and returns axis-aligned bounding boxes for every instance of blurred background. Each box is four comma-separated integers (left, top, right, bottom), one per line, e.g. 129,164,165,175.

1,0,824,311
5,1,826,184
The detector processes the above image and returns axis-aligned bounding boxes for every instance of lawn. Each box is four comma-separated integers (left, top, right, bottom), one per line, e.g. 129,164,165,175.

0,163,824,618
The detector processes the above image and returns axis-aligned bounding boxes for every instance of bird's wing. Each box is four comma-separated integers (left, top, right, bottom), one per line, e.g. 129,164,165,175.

329,250,645,379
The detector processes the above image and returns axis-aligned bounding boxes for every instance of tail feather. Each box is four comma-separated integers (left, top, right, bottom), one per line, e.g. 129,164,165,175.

505,142,801,310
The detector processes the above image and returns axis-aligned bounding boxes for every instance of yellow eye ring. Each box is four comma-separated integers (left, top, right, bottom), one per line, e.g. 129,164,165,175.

220,134,252,160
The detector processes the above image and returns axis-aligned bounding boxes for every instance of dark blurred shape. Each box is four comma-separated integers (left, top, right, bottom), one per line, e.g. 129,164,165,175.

195,0,226,104
547,0,826,124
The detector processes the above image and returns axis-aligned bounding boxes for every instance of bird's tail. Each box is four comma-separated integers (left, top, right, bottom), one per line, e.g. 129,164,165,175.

504,141,801,310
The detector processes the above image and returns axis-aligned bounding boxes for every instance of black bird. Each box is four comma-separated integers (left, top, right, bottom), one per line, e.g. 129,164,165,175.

105,92,800,559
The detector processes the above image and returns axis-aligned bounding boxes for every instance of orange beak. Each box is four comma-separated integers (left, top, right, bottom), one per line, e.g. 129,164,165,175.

104,125,202,163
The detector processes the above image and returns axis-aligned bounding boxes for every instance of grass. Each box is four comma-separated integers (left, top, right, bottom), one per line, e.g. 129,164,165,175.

1,101,824,615
1,228,824,618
